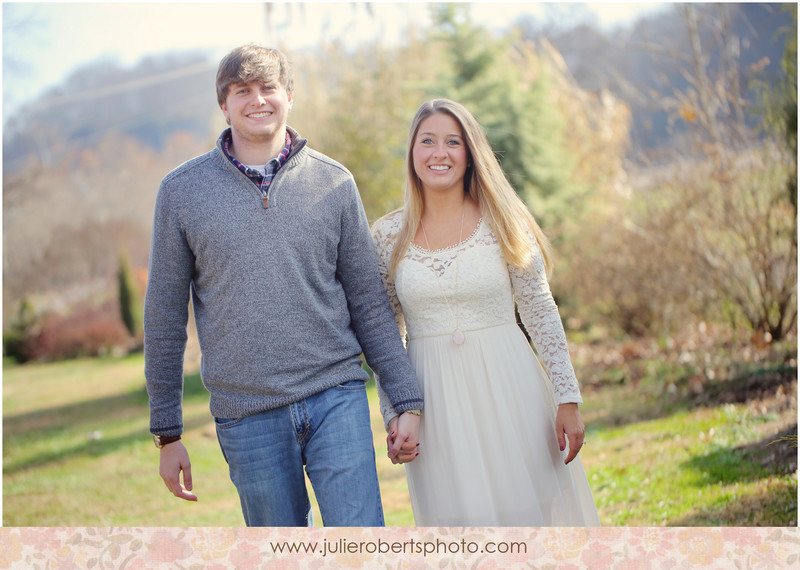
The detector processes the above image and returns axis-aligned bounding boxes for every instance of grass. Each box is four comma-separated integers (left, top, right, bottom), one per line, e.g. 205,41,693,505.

2,354,413,527
576,333,798,526
582,405,796,525
3,342,797,527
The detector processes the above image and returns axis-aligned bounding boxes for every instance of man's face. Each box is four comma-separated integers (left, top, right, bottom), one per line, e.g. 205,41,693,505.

221,78,293,145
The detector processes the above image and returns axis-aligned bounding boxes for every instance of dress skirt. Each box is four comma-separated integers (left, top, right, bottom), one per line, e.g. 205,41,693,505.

404,323,600,527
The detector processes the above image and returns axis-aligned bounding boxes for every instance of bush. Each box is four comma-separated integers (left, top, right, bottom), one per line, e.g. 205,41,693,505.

10,301,130,362
3,298,38,362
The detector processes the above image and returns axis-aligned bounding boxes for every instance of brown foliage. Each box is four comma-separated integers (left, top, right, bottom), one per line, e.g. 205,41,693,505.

553,5,797,341
15,301,131,362
3,129,207,328
573,320,796,397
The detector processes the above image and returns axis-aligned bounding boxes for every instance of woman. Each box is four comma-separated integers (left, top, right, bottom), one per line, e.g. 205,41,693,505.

372,99,599,526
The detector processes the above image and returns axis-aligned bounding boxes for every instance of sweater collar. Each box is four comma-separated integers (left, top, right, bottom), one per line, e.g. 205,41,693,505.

216,127,307,168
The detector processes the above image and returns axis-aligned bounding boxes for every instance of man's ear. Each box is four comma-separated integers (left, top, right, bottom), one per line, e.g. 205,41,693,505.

220,102,231,125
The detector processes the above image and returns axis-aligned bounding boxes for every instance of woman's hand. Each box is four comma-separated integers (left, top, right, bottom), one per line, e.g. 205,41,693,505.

556,403,585,465
386,412,420,464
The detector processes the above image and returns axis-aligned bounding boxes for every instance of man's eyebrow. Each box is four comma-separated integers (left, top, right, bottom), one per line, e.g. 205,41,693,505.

232,80,277,87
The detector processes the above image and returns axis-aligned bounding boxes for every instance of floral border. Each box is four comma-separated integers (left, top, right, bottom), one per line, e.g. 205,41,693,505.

1,527,798,568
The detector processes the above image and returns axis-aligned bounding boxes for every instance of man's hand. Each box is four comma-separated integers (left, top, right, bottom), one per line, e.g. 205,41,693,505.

386,412,420,464
159,440,198,501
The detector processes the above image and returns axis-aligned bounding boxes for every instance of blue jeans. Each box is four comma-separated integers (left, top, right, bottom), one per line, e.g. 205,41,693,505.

214,380,384,527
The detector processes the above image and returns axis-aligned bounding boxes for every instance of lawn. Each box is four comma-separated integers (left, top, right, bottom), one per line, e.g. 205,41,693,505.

3,341,797,527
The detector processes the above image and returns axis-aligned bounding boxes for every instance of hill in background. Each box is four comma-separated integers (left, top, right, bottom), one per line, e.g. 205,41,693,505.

2,3,791,172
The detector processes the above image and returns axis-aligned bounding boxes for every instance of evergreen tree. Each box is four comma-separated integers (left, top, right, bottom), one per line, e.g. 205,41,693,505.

117,250,143,342
780,4,797,220
427,5,575,229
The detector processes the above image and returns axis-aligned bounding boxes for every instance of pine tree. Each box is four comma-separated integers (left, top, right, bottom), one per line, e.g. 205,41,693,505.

428,5,574,228
117,250,143,343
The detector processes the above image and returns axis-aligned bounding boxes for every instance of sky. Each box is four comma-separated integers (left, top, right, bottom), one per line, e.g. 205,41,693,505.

2,2,668,117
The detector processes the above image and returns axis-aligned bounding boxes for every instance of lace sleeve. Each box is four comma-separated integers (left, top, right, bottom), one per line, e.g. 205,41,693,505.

371,212,407,426
509,236,583,406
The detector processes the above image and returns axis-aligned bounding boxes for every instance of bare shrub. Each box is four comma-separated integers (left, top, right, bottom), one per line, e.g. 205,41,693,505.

16,301,131,362
646,147,796,340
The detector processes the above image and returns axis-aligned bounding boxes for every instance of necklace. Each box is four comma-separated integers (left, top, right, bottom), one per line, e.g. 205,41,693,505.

420,208,466,346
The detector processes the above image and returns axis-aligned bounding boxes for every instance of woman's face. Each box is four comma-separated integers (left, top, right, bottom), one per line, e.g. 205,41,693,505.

412,112,468,195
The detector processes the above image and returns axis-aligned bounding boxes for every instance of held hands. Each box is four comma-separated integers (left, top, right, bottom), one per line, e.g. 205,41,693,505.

159,440,198,501
386,411,421,465
556,403,586,465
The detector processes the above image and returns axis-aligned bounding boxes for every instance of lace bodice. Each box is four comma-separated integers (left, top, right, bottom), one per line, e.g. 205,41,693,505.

372,211,583,420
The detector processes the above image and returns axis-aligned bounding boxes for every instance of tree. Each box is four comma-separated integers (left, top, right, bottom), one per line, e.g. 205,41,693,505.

608,4,798,340
425,5,633,256
117,250,143,344
752,4,797,226
290,37,437,220
428,5,573,225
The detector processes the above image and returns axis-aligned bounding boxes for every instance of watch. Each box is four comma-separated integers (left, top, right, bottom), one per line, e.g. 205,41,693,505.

153,434,181,448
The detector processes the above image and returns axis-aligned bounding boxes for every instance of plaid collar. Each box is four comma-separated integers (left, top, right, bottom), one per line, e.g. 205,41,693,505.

223,130,292,193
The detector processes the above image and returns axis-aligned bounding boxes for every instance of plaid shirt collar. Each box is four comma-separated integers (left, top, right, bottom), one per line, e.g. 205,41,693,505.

223,130,292,194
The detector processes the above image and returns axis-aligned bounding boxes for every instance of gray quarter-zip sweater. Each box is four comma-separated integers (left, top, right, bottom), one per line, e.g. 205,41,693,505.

144,128,422,435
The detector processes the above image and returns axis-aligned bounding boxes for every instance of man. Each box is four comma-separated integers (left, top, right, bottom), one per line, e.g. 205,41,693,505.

144,44,422,527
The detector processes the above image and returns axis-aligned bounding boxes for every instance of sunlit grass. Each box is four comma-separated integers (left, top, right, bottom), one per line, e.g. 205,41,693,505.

579,370,797,526
3,352,796,526
2,354,413,526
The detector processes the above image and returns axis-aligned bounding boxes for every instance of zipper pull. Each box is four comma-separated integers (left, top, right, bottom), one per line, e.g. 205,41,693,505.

262,194,269,209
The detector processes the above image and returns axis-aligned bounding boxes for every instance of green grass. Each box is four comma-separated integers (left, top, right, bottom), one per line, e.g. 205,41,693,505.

2,354,413,526
3,351,796,526
582,406,796,525
578,353,798,526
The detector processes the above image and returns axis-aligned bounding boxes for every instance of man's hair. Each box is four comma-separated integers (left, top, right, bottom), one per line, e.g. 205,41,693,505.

215,44,294,106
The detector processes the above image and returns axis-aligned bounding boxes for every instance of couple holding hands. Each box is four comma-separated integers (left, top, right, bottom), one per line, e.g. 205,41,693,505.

145,44,598,527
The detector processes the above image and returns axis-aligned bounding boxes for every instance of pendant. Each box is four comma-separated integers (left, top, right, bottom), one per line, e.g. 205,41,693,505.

452,329,465,345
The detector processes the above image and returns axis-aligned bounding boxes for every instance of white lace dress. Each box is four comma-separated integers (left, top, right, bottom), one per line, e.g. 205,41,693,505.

372,211,599,527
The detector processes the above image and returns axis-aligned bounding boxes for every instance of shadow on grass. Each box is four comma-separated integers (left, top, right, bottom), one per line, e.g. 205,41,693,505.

3,372,210,475
3,414,214,477
667,424,799,525
587,366,797,431
682,424,798,486
668,482,798,526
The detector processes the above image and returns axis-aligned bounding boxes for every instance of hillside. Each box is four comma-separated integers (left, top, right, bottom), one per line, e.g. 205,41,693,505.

2,4,792,173
534,3,792,158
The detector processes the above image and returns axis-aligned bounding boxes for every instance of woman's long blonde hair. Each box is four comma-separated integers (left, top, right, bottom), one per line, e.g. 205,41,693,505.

386,98,553,278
